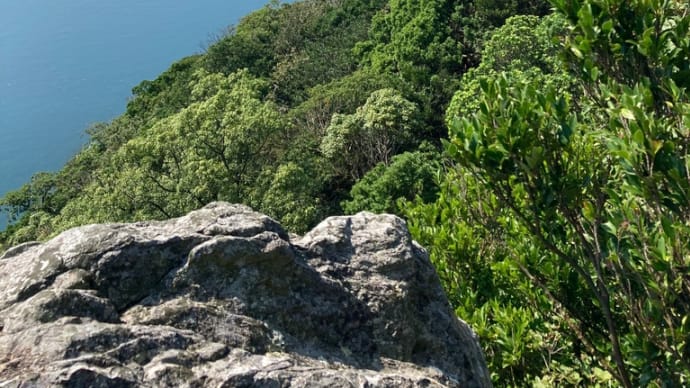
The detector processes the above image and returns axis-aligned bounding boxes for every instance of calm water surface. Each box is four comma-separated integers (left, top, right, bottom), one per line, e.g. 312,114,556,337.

0,0,271,229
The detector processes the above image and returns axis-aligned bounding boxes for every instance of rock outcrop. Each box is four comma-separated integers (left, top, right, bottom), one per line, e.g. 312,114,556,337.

0,202,491,387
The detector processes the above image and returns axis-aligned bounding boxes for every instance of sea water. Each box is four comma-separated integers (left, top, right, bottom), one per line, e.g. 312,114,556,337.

0,0,272,230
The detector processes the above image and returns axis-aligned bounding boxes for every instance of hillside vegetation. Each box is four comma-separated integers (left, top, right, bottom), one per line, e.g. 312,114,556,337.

2,0,689,386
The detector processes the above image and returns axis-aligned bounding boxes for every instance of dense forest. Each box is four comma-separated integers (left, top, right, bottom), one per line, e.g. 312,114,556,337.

2,0,689,385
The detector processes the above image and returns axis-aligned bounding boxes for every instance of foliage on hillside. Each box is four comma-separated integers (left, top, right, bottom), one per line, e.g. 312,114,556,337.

408,1,690,386
3,0,688,386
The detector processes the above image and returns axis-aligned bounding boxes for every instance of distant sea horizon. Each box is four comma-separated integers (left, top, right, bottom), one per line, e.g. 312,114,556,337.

1,0,273,231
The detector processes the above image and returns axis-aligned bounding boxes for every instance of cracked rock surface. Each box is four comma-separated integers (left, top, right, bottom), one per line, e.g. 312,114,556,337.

0,202,491,387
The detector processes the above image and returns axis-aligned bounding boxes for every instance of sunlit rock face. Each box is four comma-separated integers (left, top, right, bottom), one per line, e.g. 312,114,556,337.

0,202,491,387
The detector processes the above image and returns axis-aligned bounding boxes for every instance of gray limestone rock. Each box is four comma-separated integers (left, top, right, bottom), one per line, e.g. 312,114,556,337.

0,202,491,387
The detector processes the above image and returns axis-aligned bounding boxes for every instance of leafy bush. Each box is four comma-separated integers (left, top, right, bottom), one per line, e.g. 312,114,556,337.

441,0,690,385
343,144,441,215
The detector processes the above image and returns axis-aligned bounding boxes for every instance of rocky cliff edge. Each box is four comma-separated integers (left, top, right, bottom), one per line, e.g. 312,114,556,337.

0,202,490,387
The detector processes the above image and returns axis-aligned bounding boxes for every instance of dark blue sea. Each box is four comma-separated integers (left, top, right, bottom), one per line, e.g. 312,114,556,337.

0,0,272,230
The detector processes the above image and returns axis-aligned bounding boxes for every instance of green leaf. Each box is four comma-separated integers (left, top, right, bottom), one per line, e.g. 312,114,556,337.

601,19,614,34
570,46,584,59
559,122,573,146
590,66,599,81
602,221,617,235
446,142,459,158
527,146,544,169
661,216,675,239
657,236,666,257
621,108,636,121
632,129,645,147
582,200,595,221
